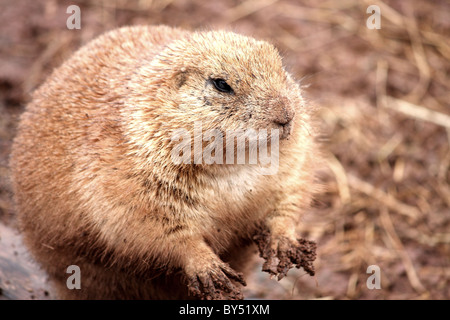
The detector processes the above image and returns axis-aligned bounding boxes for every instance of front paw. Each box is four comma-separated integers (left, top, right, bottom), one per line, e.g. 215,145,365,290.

186,259,247,300
253,228,317,280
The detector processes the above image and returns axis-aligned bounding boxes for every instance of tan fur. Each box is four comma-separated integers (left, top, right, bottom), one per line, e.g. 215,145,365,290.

9,25,320,299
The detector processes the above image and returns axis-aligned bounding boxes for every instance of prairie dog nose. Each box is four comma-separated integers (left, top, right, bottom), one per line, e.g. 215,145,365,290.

274,107,295,126
267,96,295,140
270,96,295,126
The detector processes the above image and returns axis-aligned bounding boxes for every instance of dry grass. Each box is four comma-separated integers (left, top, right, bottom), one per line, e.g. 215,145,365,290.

0,0,449,299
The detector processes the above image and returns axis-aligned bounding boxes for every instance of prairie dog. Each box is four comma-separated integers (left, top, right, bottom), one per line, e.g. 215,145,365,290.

10,25,319,299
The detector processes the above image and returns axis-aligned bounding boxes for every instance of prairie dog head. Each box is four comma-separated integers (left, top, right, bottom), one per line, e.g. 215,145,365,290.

124,30,307,169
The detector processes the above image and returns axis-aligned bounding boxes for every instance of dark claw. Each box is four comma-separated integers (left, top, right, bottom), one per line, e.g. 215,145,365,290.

187,276,202,298
220,264,247,287
186,262,246,300
254,228,317,280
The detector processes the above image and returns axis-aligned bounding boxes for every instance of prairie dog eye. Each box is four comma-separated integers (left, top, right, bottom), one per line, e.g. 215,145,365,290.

211,78,234,94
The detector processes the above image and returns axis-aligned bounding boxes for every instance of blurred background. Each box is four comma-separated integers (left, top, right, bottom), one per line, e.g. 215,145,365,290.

0,0,449,299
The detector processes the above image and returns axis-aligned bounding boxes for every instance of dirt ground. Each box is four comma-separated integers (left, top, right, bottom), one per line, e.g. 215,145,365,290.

0,0,449,300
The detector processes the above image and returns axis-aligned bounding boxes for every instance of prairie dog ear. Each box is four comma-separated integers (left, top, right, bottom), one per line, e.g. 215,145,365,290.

174,67,188,88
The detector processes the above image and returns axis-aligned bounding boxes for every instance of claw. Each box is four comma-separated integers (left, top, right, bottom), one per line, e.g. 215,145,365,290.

186,261,246,300
220,263,247,287
187,276,202,298
254,228,317,280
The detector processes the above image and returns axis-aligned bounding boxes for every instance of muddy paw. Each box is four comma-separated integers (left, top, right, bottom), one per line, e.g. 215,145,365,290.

186,260,247,300
253,228,317,280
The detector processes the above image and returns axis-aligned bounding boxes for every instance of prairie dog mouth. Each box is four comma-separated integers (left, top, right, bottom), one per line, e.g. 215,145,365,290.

278,121,292,140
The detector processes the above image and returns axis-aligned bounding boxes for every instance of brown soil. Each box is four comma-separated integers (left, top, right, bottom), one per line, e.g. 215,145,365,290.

1,0,449,300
